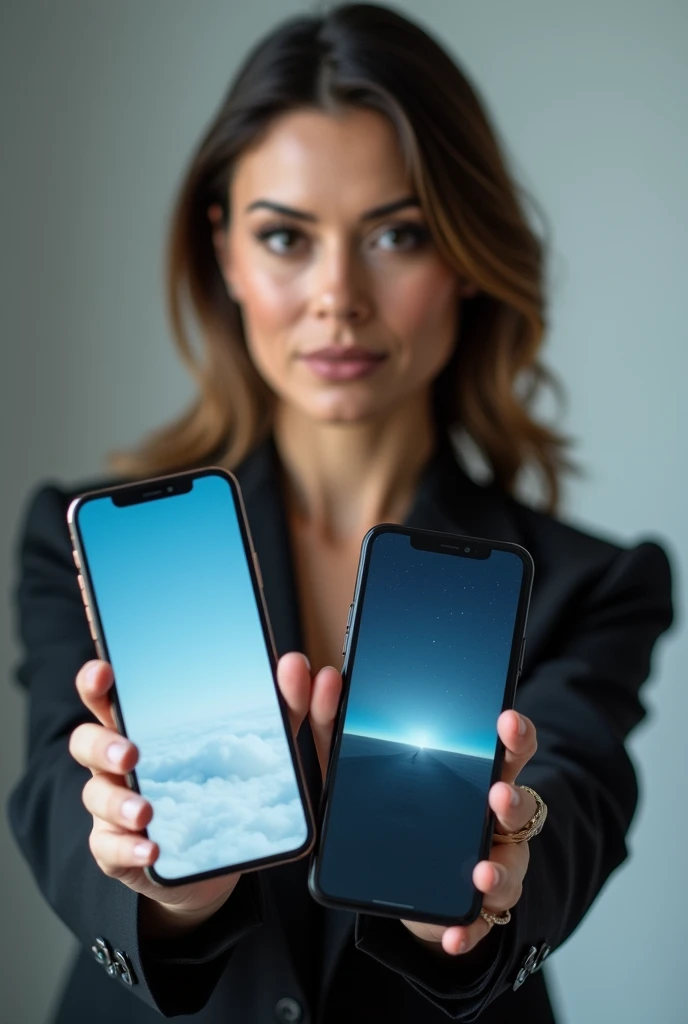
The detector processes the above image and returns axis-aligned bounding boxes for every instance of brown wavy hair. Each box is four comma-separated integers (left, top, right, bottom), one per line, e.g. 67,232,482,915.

109,2,571,511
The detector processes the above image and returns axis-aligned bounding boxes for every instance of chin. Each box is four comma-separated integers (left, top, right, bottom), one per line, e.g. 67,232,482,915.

301,392,385,425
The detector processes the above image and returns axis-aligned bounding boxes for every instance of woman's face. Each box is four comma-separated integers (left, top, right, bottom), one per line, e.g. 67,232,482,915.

221,106,465,424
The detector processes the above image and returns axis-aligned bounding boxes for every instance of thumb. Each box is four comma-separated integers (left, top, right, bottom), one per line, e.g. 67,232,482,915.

276,652,312,737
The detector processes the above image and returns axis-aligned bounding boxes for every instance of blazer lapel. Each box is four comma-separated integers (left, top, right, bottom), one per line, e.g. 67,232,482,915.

236,439,324,793
404,433,525,546
234,439,303,660
235,440,325,1003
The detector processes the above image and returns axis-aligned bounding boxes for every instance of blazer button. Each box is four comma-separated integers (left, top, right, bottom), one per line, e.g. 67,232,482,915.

274,996,303,1022
91,936,114,968
113,949,137,986
513,945,538,991
533,942,551,972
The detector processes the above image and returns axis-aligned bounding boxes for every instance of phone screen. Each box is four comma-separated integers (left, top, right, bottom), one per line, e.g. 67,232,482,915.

316,529,528,921
75,472,310,882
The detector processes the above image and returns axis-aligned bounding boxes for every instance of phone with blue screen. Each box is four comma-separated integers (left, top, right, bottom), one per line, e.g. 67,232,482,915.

67,467,313,886
309,524,533,924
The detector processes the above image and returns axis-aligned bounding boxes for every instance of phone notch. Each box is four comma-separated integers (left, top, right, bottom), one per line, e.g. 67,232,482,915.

410,533,491,560
111,476,193,507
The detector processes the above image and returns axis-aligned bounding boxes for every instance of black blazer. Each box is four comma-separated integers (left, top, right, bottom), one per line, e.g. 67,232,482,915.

8,437,673,1024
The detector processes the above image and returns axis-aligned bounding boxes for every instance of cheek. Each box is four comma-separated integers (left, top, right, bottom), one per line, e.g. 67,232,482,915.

380,263,459,373
234,265,305,378
240,268,303,333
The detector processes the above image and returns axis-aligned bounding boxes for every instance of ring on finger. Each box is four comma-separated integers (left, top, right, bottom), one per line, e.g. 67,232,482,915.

493,785,547,845
480,907,511,926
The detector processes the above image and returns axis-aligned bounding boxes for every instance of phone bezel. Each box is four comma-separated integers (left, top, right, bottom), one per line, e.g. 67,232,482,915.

67,465,315,887
308,522,534,925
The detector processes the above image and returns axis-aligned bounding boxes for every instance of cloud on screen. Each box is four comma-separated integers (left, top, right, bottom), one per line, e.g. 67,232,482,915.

136,711,305,878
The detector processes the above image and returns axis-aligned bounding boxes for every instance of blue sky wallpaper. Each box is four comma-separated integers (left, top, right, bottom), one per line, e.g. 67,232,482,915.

78,475,308,880
319,533,524,916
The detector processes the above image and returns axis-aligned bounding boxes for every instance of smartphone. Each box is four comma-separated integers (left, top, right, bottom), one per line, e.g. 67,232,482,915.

67,467,314,886
309,524,533,925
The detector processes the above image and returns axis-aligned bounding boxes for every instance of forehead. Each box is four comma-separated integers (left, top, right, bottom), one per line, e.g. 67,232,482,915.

230,107,412,215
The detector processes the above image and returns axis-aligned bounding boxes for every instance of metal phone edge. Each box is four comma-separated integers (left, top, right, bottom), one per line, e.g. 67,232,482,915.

67,467,315,887
309,523,534,921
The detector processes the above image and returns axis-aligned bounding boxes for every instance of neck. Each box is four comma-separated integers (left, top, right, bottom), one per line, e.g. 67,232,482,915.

274,391,437,543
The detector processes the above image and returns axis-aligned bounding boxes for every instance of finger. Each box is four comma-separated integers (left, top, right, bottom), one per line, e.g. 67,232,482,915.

473,848,527,910
89,825,158,880
497,710,537,784
276,652,312,736
440,917,492,955
490,780,537,835
75,659,117,729
69,723,138,776
402,916,492,956
83,774,153,831
402,919,447,946
309,666,343,777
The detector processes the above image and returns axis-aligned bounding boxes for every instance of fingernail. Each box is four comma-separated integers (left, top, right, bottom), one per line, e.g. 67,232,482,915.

302,654,311,672
457,939,467,954
121,796,145,821
85,661,100,685
510,786,521,807
492,864,503,887
517,713,527,735
107,741,129,766
133,841,153,862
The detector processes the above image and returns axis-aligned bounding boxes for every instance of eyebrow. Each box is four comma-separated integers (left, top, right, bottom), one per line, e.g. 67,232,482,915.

244,196,420,222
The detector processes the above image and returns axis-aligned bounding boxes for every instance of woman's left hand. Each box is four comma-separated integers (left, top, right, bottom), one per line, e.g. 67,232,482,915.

279,656,538,958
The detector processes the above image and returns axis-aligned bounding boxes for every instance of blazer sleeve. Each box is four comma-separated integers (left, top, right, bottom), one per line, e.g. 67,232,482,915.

353,539,674,1021
6,483,265,1017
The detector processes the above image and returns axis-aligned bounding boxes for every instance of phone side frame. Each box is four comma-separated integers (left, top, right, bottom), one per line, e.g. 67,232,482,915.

67,465,315,887
308,522,534,925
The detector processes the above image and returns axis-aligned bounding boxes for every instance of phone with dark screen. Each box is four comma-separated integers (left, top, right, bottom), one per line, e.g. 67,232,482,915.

309,524,533,924
67,467,314,886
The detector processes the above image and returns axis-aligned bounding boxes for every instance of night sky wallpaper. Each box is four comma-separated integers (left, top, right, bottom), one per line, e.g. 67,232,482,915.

318,531,526,918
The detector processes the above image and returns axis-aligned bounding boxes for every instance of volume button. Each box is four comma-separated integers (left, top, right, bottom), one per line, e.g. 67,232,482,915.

72,549,82,571
342,603,354,659
84,604,97,642
518,637,526,675
77,574,85,592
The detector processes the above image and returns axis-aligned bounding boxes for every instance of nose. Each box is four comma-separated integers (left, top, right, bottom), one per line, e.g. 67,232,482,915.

310,248,372,325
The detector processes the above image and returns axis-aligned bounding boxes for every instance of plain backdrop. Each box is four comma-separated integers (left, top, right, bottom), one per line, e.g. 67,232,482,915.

1,1,685,1021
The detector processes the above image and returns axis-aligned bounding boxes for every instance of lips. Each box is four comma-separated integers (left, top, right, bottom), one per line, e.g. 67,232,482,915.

298,346,387,382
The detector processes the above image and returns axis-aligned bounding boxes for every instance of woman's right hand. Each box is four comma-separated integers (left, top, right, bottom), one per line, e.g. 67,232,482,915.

68,652,316,940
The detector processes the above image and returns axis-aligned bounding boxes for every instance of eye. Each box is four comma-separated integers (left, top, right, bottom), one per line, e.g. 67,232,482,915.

375,223,431,252
254,224,308,256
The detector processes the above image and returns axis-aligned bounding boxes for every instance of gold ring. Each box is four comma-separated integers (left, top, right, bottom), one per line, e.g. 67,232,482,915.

480,907,511,926
493,785,547,844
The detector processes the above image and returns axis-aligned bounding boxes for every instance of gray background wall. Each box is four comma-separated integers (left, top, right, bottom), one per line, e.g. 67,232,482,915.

1,1,685,1021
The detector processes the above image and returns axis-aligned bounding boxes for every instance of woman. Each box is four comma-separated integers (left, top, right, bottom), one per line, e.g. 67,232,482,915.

9,4,673,1022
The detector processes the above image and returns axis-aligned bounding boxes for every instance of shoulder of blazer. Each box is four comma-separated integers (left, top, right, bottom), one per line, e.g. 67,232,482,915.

26,442,271,516
421,444,673,632
501,490,672,591
15,451,271,582
432,436,667,565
